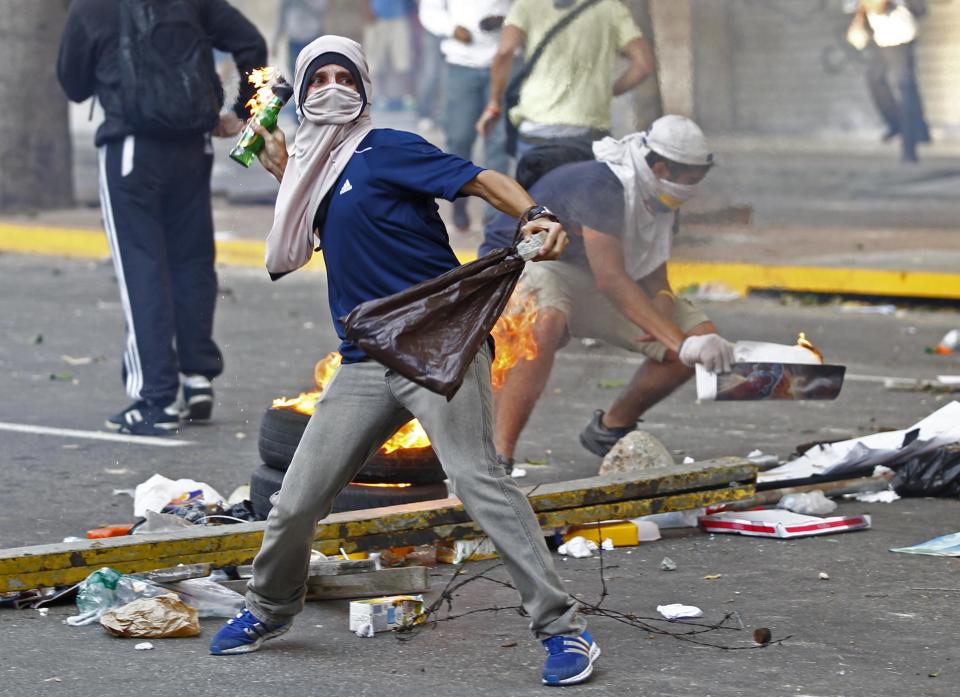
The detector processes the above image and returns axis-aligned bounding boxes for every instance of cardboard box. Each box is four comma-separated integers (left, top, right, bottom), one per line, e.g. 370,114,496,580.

348,595,424,634
699,510,871,538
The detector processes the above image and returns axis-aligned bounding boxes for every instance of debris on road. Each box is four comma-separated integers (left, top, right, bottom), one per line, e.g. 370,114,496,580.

699,510,872,538
777,490,838,515
133,474,225,518
761,401,960,483
599,431,674,476
819,572,830,581
845,490,900,503
348,595,424,634
134,642,154,650
890,532,960,557
100,594,200,638
657,604,703,620
660,557,677,572
558,536,598,558
753,627,772,644
892,446,960,498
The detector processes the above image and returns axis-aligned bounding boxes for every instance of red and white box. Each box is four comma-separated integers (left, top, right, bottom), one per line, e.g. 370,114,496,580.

698,510,871,539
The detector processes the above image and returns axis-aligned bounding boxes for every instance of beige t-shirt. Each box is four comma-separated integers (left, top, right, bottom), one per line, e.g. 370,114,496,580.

505,0,641,131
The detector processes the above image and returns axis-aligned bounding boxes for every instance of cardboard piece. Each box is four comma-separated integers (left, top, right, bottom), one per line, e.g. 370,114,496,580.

696,340,843,401
699,509,871,539
349,595,424,634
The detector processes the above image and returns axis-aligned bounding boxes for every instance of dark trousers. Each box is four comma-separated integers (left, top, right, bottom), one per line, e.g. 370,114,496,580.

867,41,930,161
97,134,223,405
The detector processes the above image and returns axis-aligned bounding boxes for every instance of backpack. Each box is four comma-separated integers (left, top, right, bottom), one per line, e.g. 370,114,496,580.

118,0,224,135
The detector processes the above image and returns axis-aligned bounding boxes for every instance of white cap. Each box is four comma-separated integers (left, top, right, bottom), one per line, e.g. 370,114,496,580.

644,115,713,167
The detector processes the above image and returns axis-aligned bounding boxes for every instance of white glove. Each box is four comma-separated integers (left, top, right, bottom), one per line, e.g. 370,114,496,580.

678,334,735,373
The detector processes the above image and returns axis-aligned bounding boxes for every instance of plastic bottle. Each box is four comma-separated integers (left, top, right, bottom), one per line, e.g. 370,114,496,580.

934,329,960,355
229,78,294,168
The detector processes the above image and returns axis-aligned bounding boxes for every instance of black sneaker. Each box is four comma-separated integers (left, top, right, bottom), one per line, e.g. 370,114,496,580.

105,401,181,436
182,375,214,422
578,409,638,457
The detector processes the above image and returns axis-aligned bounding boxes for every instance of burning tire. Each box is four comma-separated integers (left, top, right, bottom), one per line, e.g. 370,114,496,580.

258,408,446,485
249,464,449,519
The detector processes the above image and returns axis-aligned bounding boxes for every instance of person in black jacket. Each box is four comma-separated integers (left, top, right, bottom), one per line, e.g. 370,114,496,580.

58,0,267,435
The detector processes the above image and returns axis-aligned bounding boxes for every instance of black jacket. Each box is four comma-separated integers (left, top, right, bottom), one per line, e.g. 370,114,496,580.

58,0,267,145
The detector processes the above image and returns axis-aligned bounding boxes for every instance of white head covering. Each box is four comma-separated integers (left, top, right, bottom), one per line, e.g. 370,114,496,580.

265,36,374,277
592,115,712,279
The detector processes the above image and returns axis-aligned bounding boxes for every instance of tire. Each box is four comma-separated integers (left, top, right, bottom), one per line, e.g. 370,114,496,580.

250,463,284,519
258,408,310,471
330,481,449,514
258,408,446,485
249,464,448,519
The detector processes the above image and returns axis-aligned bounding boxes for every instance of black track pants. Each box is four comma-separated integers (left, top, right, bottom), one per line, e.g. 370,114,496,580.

97,134,223,405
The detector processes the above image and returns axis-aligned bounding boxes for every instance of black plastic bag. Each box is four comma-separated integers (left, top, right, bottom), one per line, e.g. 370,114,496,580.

342,245,525,399
892,447,960,498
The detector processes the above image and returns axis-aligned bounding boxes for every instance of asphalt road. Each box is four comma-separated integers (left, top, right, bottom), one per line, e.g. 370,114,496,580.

1,253,958,696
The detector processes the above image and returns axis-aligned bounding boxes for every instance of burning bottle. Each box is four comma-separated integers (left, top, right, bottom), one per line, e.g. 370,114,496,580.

229,67,294,168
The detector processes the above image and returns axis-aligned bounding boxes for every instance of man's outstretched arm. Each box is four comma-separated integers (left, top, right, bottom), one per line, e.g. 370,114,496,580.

460,170,567,261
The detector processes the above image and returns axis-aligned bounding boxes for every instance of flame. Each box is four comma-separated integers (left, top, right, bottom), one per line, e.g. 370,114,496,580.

796,332,825,364
244,66,280,115
490,287,540,389
351,482,413,489
272,351,431,453
381,419,431,454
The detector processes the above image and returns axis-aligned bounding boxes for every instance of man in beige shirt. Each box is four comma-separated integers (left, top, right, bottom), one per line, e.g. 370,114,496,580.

476,0,653,157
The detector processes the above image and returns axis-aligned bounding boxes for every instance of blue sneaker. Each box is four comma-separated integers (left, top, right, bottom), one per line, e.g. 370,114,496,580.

209,608,291,655
542,630,600,686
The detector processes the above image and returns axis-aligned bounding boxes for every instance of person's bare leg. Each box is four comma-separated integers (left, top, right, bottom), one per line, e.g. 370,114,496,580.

493,308,568,459
603,321,716,429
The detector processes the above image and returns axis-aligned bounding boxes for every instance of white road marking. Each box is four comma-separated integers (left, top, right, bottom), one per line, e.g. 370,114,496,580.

0,422,193,447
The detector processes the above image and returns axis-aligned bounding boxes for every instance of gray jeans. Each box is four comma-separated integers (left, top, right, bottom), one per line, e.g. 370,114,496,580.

246,347,585,639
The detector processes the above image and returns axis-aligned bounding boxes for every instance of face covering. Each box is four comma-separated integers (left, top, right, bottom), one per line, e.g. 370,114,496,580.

652,174,699,212
636,156,699,213
299,84,364,126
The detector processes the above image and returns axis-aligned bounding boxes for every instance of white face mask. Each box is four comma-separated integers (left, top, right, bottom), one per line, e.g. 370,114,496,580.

301,84,365,125
653,175,699,212
637,156,700,213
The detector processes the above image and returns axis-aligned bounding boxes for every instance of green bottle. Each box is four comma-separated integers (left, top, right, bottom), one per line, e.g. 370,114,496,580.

229,78,294,168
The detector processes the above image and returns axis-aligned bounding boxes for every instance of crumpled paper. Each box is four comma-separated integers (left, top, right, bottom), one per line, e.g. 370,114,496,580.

557,536,598,558
656,604,703,620
100,594,200,638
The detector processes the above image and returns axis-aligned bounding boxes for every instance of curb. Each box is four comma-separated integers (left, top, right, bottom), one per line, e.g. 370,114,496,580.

3,222,959,301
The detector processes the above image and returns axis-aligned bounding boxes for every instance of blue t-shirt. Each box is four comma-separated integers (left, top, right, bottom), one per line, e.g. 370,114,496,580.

480,160,625,267
320,128,484,362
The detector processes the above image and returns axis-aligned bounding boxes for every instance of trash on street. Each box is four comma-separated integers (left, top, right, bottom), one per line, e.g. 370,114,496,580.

657,604,703,620
133,474,225,518
890,532,960,557
348,595,424,634
777,490,838,515
100,594,200,638
760,401,960,483
699,510,872,538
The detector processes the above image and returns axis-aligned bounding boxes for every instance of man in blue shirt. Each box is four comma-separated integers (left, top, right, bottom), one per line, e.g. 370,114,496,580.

209,36,601,687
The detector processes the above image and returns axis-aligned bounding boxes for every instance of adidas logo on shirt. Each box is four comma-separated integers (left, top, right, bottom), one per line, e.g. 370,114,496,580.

339,179,353,195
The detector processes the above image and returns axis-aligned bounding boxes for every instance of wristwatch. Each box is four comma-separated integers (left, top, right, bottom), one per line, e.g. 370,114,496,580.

520,205,558,224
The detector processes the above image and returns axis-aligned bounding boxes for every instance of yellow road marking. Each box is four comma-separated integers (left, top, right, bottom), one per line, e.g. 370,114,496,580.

2,222,958,299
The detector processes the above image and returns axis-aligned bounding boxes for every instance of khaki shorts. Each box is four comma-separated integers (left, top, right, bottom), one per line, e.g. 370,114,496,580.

519,261,711,362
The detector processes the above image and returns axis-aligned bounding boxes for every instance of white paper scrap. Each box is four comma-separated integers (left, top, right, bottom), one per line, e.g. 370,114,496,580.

657,604,703,620
134,642,154,651
557,536,597,558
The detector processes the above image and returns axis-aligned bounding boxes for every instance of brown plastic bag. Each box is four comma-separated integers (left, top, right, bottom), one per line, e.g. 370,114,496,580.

342,245,524,399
